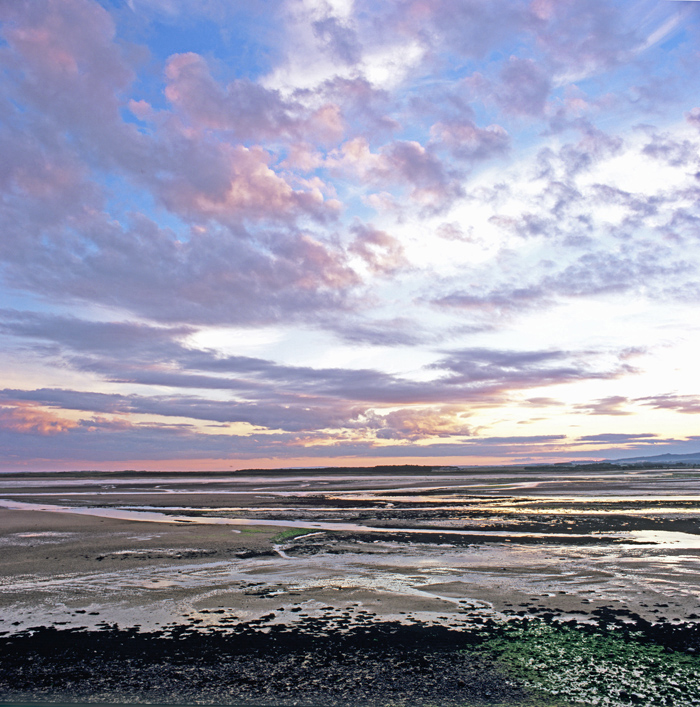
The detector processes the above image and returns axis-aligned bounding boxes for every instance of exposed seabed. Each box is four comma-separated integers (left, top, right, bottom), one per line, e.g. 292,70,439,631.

1,465,699,705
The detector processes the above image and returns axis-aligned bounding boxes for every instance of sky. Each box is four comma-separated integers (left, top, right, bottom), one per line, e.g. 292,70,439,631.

2,0,700,471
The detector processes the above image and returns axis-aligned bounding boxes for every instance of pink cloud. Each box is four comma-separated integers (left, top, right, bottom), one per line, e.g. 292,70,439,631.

281,143,325,172
330,137,384,174
306,103,345,144
0,130,96,213
128,99,157,122
164,52,296,141
0,0,134,140
276,234,359,290
329,137,460,210
158,143,330,223
319,77,400,138
154,53,347,223
365,191,402,214
0,9,338,231
165,53,345,146
0,401,79,436
373,406,473,441
349,223,408,274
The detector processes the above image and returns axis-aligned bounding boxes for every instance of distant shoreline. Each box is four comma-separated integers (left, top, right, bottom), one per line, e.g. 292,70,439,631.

2,458,700,477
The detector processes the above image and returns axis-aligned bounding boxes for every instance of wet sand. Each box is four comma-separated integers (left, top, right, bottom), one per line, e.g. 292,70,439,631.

1,466,700,704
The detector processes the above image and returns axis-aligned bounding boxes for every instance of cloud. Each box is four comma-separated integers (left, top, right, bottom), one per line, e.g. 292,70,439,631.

312,15,362,66
0,400,80,436
574,396,632,416
164,51,347,145
429,124,700,325
435,222,474,242
0,416,256,462
641,131,700,168
164,52,296,140
429,347,617,393
529,0,643,75
432,243,689,320
522,396,565,407
390,0,531,60
318,76,399,138
495,57,551,117
0,213,358,326
541,248,689,298
687,107,700,131
430,120,510,161
0,387,359,434
431,284,548,316
329,137,462,210
5,422,695,466
0,310,194,356
0,0,133,141
576,432,659,444
0,3,348,329
536,124,624,179
0,310,633,441
370,406,472,441
323,316,427,347
4,0,693,344
348,223,408,274
638,394,700,414
156,142,334,224
0,405,571,464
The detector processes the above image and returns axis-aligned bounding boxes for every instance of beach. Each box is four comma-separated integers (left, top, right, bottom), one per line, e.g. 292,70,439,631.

1,466,700,705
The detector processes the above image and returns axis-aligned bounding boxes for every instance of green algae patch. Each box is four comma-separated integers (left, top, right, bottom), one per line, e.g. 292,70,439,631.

271,527,320,542
475,620,700,706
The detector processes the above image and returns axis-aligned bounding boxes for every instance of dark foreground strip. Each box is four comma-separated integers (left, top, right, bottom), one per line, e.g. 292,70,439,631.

1,611,699,706
0,620,525,707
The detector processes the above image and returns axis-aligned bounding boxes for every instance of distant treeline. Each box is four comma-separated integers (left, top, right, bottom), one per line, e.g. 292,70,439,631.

3,460,700,479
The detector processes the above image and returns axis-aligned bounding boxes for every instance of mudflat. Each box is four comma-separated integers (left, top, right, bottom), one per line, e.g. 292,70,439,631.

1,465,700,705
